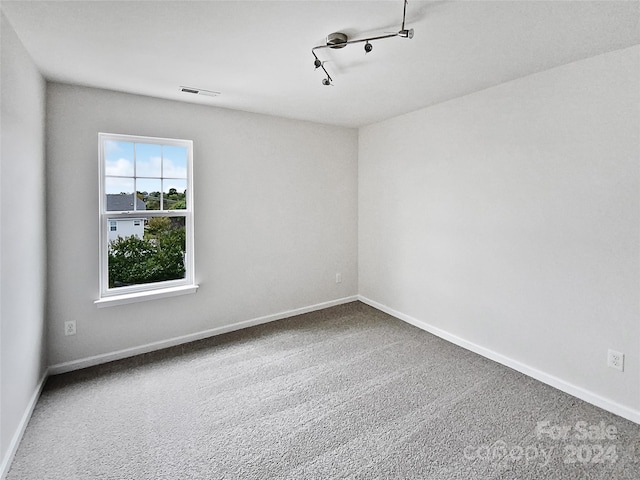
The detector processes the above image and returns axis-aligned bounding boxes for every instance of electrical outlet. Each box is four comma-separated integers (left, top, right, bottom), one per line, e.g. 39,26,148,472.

607,349,624,372
336,273,342,284
64,320,76,336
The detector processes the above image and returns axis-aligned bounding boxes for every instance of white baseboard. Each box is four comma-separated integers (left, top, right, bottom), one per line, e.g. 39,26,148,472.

49,295,359,375
0,369,48,480
358,295,640,425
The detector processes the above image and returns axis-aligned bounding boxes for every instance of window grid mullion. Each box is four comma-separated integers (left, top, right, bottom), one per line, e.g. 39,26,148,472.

160,145,164,210
133,142,137,212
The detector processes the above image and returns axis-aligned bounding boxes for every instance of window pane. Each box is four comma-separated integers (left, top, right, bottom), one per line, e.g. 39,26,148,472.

163,145,188,179
104,141,134,177
135,143,162,177
136,178,162,210
105,177,134,195
105,178,137,211
163,179,187,210
107,215,186,288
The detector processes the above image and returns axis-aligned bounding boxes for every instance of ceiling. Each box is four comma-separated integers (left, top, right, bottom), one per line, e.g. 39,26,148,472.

2,0,638,128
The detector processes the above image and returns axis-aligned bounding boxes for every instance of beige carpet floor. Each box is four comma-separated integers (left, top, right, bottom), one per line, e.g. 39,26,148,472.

7,302,640,479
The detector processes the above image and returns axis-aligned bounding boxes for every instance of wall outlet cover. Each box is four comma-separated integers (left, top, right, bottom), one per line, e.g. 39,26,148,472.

65,320,76,336
607,349,624,372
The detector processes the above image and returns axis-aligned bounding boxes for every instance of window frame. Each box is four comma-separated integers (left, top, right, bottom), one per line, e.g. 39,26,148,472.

96,133,197,306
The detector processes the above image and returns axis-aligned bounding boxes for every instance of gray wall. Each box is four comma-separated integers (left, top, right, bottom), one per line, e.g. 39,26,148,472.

0,13,47,472
46,83,358,366
359,45,640,414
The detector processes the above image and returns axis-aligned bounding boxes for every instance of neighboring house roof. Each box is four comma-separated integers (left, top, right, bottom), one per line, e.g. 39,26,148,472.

106,194,146,211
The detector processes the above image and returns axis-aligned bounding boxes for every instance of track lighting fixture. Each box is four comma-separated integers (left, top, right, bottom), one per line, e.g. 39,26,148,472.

398,28,414,39
311,0,414,85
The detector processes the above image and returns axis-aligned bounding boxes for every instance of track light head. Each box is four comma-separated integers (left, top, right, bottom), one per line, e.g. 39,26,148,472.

364,42,373,54
398,28,414,39
314,58,322,69
322,77,332,86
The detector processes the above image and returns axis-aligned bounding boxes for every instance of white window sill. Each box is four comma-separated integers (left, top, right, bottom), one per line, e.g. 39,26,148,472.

95,284,199,308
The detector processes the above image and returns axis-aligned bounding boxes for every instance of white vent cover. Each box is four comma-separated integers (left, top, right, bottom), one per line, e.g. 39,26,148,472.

179,86,220,97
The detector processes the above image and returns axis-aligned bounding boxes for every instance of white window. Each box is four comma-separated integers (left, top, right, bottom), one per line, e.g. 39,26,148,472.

96,133,197,307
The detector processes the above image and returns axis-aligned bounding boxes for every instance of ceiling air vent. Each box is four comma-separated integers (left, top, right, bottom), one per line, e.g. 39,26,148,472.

179,86,220,97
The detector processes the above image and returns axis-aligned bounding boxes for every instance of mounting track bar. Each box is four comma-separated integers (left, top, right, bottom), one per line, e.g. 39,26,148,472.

311,32,409,83
312,32,400,55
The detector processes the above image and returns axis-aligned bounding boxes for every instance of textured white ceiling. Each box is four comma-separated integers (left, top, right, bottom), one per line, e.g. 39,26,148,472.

2,1,638,127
